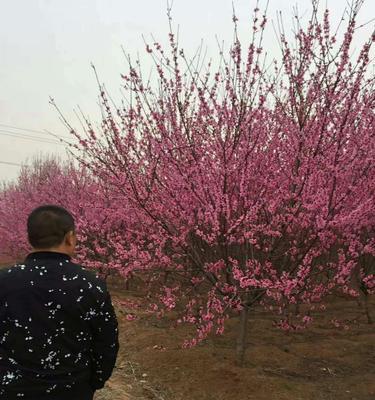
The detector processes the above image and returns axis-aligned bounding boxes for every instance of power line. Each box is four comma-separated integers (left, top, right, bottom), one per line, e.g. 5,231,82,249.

0,129,62,144
0,129,67,146
0,161,22,167
0,131,63,145
0,123,71,140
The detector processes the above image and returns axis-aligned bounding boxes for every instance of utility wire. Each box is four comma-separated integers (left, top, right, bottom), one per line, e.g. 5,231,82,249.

0,129,61,144
0,161,22,167
0,129,67,146
0,123,71,140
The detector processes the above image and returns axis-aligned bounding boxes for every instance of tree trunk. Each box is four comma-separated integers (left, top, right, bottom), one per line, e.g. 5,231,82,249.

364,293,373,324
164,271,170,285
236,305,249,367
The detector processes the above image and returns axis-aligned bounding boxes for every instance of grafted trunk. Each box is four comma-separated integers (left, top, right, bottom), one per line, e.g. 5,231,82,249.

363,293,373,324
236,305,249,367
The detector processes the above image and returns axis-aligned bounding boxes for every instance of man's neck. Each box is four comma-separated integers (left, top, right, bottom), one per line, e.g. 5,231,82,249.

31,248,72,257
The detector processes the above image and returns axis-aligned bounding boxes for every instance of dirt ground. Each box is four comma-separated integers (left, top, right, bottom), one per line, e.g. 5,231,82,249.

94,280,375,400
1,262,373,399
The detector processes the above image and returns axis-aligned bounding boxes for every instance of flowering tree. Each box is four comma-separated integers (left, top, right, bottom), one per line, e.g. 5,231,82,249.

51,0,374,364
0,156,135,279
0,156,70,259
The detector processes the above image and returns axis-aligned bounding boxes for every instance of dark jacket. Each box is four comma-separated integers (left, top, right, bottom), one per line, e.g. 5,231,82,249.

0,251,119,400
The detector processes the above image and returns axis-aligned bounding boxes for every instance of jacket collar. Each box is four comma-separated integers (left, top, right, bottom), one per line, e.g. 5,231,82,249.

25,251,71,263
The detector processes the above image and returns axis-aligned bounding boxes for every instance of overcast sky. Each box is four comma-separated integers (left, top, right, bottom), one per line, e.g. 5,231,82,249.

1,0,374,182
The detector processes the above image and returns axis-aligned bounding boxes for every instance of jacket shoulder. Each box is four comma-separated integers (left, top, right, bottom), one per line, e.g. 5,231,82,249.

0,265,10,281
0,263,25,294
0,263,19,281
69,262,108,292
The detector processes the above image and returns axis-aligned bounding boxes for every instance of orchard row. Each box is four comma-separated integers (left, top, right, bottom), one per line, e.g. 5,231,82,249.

1,2,374,364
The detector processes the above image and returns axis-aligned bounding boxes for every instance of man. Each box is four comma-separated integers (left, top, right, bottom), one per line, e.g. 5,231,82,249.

0,205,119,399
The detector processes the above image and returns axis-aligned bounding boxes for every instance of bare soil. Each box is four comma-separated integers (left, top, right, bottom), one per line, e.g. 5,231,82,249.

95,280,375,400
2,261,373,399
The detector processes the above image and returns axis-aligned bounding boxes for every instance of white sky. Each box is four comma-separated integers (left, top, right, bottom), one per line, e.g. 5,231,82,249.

0,0,374,182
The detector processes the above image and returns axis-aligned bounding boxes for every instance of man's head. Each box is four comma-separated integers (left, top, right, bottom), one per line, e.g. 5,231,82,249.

27,205,77,257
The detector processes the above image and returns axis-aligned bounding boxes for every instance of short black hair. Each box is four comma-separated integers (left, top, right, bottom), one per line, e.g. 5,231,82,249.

27,205,75,249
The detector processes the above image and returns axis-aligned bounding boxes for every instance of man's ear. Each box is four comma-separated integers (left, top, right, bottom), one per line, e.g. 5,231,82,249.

65,230,76,247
